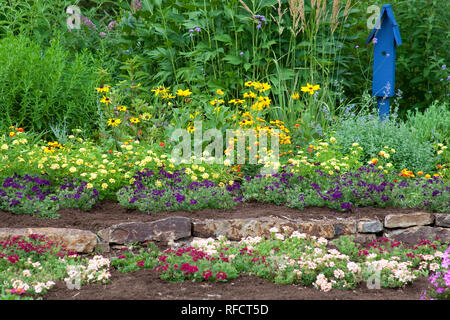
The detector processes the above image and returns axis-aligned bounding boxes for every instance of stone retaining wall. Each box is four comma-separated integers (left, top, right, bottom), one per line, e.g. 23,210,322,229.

0,212,448,253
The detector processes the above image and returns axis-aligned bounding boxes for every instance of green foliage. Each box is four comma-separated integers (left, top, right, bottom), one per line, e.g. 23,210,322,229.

331,107,438,173
405,101,450,145
0,35,101,136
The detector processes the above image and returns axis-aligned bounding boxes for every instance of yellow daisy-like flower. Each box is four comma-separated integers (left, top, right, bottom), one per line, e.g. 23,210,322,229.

176,89,192,97
118,106,127,112
140,113,151,121
258,82,271,92
187,125,195,133
107,118,121,127
162,93,175,99
100,96,111,105
130,117,140,124
95,85,110,93
216,89,225,96
243,91,257,99
151,85,169,97
291,92,300,100
301,83,321,95
244,81,253,87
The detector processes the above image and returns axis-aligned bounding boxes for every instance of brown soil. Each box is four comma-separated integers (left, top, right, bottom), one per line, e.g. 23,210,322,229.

0,200,426,233
44,268,430,300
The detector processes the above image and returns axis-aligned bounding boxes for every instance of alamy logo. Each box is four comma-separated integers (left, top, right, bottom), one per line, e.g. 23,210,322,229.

367,5,381,30
66,5,81,30
170,121,280,175
65,265,82,290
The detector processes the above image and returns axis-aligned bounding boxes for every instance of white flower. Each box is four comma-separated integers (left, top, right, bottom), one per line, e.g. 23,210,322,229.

275,233,285,241
269,227,279,233
22,270,32,277
333,269,345,279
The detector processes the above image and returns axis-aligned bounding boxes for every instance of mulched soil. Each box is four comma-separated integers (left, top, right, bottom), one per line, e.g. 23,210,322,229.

0,202,437,300
0,200,429,233
44,268,430,300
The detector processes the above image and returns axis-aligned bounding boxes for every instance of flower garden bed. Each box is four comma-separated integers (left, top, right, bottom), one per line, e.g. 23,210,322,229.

1,200,449,300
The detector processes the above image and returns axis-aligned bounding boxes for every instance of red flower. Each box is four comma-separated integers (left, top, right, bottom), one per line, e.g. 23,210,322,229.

17,128,24,132
7,255,19,264
118,255,126,259
108,150,113,153
160,142,165,147
202,270,212,281
295,124,300,128
216,271,227,281
136,260,145,267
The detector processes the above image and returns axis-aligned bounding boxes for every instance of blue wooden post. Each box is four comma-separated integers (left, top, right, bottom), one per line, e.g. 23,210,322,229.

366,4,402,120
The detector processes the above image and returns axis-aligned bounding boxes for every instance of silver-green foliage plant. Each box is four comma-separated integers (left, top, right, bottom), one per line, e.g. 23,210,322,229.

332,107,437,173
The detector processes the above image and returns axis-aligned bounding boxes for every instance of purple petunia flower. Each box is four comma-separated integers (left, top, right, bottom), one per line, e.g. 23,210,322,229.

372,38,378,44
341,202,352,211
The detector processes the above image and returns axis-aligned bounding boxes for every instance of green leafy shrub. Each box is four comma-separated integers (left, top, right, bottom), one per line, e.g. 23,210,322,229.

405,101,450,145
0,35,100,135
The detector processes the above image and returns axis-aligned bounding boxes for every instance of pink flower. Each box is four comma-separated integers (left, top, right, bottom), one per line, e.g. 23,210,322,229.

11,288,26,295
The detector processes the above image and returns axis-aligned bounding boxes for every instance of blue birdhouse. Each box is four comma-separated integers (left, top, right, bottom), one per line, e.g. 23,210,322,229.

366,4,402,120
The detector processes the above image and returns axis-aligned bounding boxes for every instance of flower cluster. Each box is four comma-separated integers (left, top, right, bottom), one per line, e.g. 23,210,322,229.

0,234,110,299
112,232,448,293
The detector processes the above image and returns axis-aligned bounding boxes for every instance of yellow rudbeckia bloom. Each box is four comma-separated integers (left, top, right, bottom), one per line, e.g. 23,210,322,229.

176,89,192,97
301,83,321,95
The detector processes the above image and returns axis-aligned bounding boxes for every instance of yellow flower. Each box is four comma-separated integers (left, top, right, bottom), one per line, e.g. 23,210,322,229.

86,183,93,189
130,117,140,124
107,119,121,127
187,126,195,133
191,175,198,181
100,96,111,105
141,112,151,121
258,82,271,92
244,81,253,87
176,89,192,97
101,183,108,190
291,92,299,100
425,174,431,179
95,85,110,93
50,164,60,170
1,144,8,150
216,89,224,96
244,91,257,99
202,173,209,179
301,83,321,95
118,106,127,112
69,167,77,173
151,85,169,97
